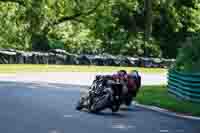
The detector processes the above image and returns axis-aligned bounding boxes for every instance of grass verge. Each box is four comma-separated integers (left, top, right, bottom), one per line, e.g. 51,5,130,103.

135,85,200,117
0,64,166,74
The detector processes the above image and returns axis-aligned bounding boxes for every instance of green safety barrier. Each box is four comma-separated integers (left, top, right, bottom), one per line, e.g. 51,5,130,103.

167,70,200,103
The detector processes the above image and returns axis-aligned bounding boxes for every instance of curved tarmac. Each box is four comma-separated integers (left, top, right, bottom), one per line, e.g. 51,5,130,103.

0,81,199,133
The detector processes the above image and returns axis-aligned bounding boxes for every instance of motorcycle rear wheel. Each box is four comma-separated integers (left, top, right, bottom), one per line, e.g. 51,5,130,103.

125,98,132,106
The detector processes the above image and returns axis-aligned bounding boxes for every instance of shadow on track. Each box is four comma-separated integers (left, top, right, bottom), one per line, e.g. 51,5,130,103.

120,106,143,112
93,112,126,118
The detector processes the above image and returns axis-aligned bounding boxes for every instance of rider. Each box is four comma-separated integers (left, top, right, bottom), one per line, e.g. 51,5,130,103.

95,69,141,98
112,70,140,98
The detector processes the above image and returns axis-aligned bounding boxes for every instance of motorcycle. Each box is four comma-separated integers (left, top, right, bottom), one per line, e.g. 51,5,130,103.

76,75,123,113
76,70,141,113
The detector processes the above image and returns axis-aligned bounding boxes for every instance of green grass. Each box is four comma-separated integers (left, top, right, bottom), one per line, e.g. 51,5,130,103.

136,85,200,117
0,64,166,73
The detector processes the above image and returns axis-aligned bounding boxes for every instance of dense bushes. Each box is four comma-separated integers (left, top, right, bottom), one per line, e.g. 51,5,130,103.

48,39,65,50
174,35,200,73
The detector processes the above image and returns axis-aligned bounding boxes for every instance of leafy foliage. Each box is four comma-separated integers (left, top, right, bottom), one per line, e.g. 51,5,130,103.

0,0,200,58
174,34,200,73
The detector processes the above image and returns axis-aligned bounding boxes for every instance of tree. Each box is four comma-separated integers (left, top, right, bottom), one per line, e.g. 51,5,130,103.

0,1,28,50
0,0,103,51
0,0,200,58
144,0,152,56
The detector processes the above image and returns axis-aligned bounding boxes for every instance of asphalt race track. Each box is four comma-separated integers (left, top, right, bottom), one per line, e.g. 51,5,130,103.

0,81,199,133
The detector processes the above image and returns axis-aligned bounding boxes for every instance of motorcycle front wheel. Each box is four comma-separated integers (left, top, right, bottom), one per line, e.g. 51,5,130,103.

89,94,110,113
76,100,84,110
111,104,120,112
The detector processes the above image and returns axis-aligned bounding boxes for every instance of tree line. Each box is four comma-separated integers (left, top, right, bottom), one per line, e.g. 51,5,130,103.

0,0,200,58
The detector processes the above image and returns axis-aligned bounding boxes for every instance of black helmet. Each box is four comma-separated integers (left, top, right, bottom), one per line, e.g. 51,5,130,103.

117,70,127,75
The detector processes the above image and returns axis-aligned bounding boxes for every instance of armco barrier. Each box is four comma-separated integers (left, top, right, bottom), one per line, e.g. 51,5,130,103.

168,70,200,103
0,49,175,68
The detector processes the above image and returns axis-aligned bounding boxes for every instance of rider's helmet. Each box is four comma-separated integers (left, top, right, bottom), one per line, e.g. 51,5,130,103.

117,70,127,75
117,70,128,80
